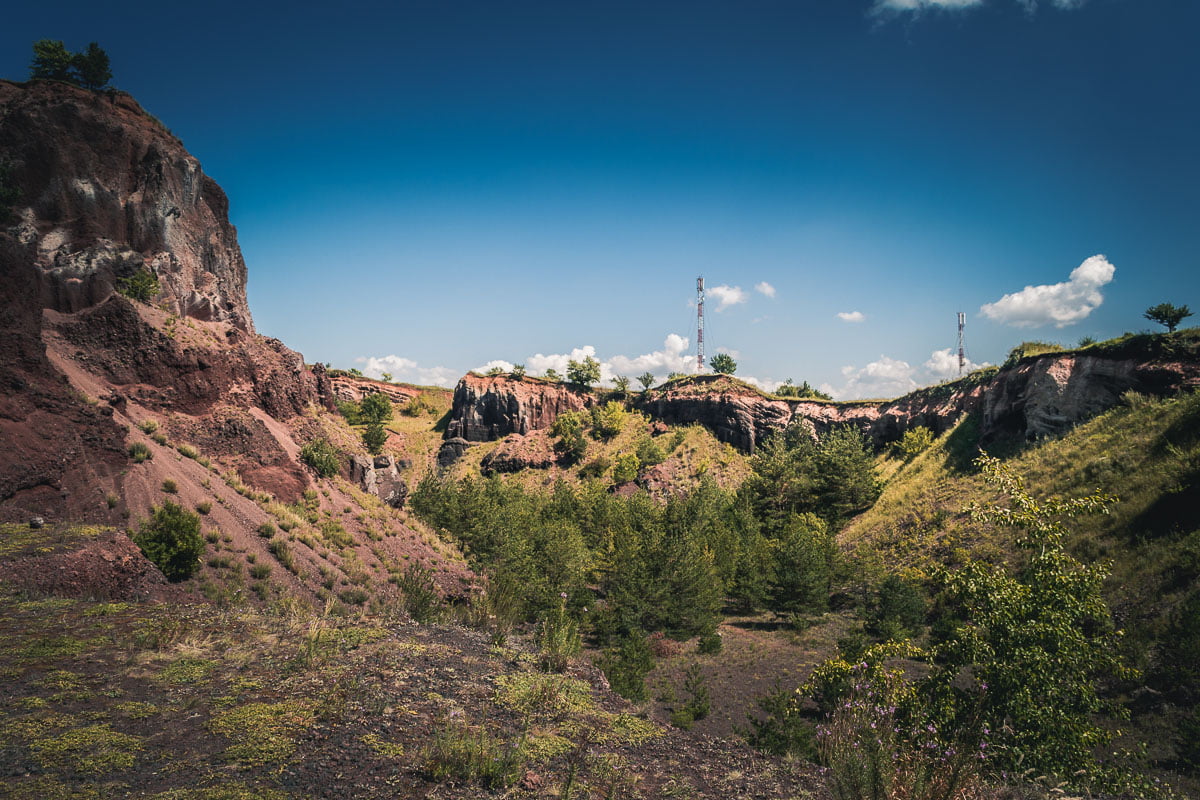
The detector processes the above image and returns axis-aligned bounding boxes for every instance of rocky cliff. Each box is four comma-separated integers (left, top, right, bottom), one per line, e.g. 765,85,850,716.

446,373,595,441
443,344,1200,456
0,80,333,517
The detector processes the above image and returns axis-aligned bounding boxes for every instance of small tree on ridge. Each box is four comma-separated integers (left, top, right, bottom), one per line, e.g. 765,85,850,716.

1144,302,1192,333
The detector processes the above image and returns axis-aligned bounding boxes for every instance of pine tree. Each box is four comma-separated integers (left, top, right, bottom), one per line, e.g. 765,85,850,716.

73,42,112,90
29,39,74,82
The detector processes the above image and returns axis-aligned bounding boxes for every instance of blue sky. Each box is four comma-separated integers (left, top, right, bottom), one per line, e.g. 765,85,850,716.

4,0,1197,397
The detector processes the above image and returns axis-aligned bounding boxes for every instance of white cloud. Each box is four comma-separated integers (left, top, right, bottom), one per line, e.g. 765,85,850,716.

521,335,696,385
356,355,458,387
755,282,776,299
741,376,789,393
716,346,740,358
707,284,747,312
829,348,992,400
837,311,866,323
472,359,514,374
835,355,919,400
923,348,986,380
979,254,1115,329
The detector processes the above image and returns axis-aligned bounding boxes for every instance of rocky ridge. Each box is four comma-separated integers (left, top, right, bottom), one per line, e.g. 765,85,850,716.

443,346,1200,458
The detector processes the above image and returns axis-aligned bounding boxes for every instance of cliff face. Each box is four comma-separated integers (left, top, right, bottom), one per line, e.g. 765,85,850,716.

0,80,251,330
446,373,594,441
444,351,1200,456
0,81,332,518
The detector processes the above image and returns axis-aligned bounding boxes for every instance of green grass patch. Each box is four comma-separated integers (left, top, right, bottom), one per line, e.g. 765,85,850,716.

30,723,142,774
208,701,313,767
156,658,216,685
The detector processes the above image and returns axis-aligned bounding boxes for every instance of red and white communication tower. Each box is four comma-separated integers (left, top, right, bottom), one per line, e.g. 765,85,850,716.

957,312,967,377
696,276,706,372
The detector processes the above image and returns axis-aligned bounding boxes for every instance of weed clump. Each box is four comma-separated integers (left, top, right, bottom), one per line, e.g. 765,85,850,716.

299,438,341,478
128,442,152,463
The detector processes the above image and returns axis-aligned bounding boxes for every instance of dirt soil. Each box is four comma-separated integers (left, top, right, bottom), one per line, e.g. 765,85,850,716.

0,544,827,800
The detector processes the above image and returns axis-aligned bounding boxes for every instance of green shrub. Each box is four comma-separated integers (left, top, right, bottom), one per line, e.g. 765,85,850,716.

249,564,271,580
133,501,204,582
697,629,723,654
590,401,627,440
396,563,441,623
551,411,588,464
362,423,387,455
139,419,159,434
195,501,212,515
682,663,711,721
177,443,200,460
611,452,640,484
424,720,525,789
599,631,654,702
335,399,362,424
740,683,818,758
338,588,369,606
161,479,178,494
300,438,341,478
537,593,581,672
116,269,160,303
578,456,611,479
268,538,298,575
894,426,933,461
360,391,393,424
256,522,275,538
636,437,666,467
128,442,152,463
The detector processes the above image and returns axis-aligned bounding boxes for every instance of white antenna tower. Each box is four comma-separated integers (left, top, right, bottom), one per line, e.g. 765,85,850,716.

957,312,966,377
696,276,705,372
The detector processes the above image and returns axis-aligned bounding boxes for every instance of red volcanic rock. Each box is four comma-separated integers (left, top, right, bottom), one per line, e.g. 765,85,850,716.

446,374,594,442
0,80,251,329
481,429,559,474
330,375,422,406
0,81,332,519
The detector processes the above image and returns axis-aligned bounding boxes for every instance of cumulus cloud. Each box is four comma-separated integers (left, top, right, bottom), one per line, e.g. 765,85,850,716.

356,355,458,387
979,254,1115,329
473,359,514,374
924,348,986,380
519,335,696,386
828,349,992,400
707,284,747,312
874,0,1085,15
755,282,776,299
837,311,866,323
741,376,789,393
834,355,919,400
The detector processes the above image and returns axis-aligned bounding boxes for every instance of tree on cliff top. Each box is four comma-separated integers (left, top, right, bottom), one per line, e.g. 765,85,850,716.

1144,302,1192,333
29,40,74,82
73,43,112,90
29,40,112,90
567,355,601,388
710,353,737,375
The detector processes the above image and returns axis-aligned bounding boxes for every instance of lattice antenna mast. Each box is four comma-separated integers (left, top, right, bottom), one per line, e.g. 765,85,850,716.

696,276,705,372
957,312,966,377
